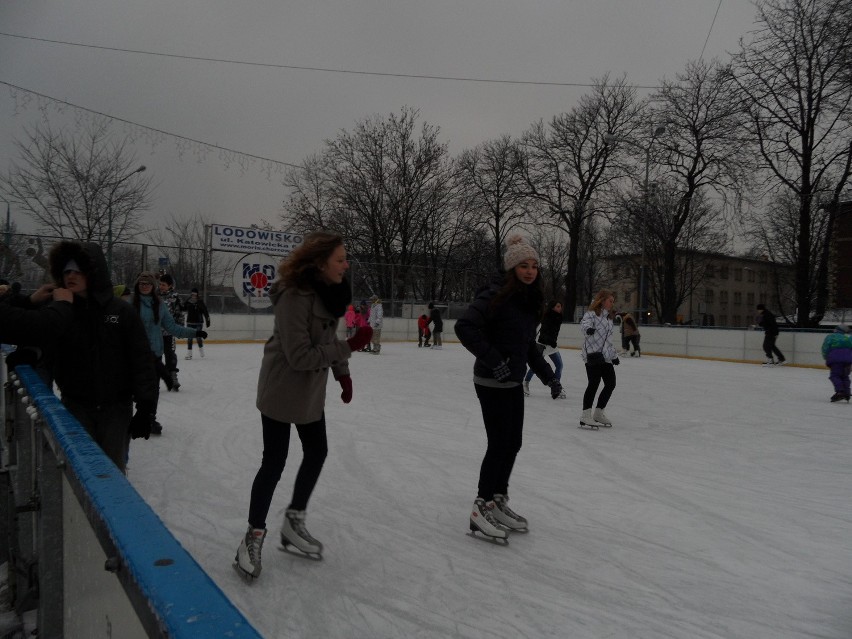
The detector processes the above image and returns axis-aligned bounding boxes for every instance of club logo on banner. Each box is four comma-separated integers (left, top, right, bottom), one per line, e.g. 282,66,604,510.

233,253,279,309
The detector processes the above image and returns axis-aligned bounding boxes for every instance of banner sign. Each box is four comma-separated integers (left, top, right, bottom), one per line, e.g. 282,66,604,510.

212,224,303,257
232,253,279,309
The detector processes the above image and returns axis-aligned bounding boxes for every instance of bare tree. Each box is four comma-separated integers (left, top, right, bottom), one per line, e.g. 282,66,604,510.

457,135,528,270
1,121,153,252
147,213,210,289
730,0,852,325
519,74,644,316
637,59,750,323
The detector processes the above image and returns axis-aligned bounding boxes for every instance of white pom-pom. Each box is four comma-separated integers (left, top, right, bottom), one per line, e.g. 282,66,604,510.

506,234,525,246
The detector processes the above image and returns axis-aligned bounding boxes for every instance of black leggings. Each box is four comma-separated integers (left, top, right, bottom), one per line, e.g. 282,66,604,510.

474,384,524,501
583,363,616,410
248,413,328,529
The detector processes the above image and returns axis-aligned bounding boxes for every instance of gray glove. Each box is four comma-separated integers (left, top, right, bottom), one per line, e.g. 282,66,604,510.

492,360,511,382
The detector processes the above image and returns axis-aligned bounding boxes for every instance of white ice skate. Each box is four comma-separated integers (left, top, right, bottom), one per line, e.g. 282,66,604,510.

199,346,205,358
233,526,266,581
762,359,776,366
280,509,323,560
468,498,509,544
593,407,613,427
492,494,528,533
579,408,601,430
185,351,192,360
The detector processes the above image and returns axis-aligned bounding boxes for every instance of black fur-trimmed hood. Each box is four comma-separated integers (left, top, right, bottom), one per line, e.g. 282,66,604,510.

48,241,113,305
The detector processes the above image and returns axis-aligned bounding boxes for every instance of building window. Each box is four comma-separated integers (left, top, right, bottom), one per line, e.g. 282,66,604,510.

759,292,767,305
733,291,742,305
759,271,768,284
734,268,743,281
705,288,714,303
747,292,755,305
706,265,715,278
747,269,756,282
719,315,728,326
733,314,742,326
720,266,729,279
720,290,729,302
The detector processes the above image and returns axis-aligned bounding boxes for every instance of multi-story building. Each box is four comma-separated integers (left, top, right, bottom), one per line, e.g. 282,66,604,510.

601,252,795,327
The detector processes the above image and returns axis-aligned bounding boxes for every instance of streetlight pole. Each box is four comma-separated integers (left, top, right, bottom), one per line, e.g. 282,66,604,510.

106,165,146,278
639,125,666,325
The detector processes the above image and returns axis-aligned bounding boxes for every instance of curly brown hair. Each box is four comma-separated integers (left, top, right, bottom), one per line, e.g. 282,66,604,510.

277,231,345,290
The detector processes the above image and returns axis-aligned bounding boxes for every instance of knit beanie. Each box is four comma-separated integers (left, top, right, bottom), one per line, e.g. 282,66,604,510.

835,324,850,334
135,271,158,287
503,234,539,271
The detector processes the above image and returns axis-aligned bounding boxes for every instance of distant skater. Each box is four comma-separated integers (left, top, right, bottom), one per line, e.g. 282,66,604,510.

621,312,640,357
756,304,786,365
428,301,444,349
523,300,566,398
821,324,851,402
579,290,619,429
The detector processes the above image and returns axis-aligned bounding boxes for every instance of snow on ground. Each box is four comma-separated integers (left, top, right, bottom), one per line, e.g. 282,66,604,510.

129,341,852,639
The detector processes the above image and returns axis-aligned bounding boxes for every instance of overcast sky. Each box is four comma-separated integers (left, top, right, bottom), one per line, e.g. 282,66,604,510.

0,0,760,235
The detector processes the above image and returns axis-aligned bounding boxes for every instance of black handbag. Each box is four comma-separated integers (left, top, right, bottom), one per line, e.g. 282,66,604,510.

586,351,606,366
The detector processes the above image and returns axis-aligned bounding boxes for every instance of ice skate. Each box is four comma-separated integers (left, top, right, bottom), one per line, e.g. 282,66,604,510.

185,351,192,360
492,494,528,533
468,498,509,545
593,407,612,427
579,408,600,430
830,392,850,403
234,526,266,581
170,371,180,392
280,509,323,560
151,420,163,436
199,347,205,358
522,381,530,397
775,358,785,366
762,359,776,366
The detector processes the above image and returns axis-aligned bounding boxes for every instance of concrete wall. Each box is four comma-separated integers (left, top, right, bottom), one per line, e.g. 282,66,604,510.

206,314,827,367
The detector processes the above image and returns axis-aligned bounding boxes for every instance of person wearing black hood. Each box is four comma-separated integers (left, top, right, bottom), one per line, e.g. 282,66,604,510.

35,241,157,473
455,235,563,544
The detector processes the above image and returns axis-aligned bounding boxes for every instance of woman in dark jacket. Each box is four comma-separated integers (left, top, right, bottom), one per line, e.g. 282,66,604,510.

455,235,562,544
522,300,566,398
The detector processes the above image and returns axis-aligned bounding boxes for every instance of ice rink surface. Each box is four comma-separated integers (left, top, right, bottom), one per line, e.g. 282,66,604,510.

130,341,852,639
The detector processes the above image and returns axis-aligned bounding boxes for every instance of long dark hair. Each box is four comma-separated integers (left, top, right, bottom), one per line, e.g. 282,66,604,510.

491,268,544,314
277,231,344,290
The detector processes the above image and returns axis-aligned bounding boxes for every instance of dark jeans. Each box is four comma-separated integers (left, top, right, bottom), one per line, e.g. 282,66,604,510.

623,335,640,353
187,322,204,349
63,398,132,473
474,384,524,501
762,334,785,361
583,363,616,410
248,413,328,529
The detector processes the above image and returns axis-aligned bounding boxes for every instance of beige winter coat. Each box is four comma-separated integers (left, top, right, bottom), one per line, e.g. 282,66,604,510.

256,283,352,424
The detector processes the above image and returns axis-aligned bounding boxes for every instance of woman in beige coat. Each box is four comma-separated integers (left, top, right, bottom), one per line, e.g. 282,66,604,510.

234,231,372,580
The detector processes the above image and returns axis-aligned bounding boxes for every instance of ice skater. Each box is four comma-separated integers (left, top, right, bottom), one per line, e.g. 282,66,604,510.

234,231,372,580
821,324,851,402
428,301,443,349
756,304,786,365
522,300,566,398
621,312,640,357
184,288,210,359
579,289,620,429
455,235,563,544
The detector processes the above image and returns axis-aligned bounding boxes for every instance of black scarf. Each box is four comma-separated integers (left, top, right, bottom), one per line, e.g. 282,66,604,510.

310,277,352,318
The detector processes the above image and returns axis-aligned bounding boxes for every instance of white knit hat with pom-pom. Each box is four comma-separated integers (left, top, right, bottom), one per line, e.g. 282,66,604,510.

503,234,539,271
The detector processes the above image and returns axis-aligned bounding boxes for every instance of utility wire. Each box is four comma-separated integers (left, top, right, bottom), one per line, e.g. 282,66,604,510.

0,31,664,90
1,80,303,170
699,0,724,61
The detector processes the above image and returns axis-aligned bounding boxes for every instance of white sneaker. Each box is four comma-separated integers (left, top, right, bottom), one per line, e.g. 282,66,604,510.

185,352,192,360
281,509,323,556
470,498,508,541
234,526,266,579
199,347,205,358
492,494,528,531
593,407,612,427
522,381,530,396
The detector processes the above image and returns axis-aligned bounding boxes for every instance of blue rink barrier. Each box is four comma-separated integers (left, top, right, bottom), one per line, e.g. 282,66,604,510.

7,366,261,638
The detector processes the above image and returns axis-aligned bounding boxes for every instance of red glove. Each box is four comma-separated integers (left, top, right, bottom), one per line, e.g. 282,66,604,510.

339,375,353,403
346,326,373,352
